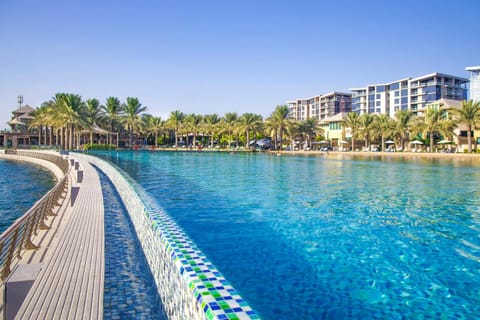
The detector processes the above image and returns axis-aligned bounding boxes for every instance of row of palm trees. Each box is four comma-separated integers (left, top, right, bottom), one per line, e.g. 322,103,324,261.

29,93,480,152
31,94,147,149
29,93,299,150
342,100,480,153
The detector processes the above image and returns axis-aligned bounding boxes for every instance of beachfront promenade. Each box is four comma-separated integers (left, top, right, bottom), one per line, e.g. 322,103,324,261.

0,151,104,319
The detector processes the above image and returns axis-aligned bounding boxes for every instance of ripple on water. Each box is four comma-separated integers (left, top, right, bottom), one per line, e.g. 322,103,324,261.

91,151,480,319
0,159,55,233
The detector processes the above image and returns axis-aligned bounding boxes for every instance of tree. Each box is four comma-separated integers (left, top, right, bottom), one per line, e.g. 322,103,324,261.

298,117,323,150
238,113,263,149
412,108,456,152
123,97,147,148
223,112,239,148
372,114,394,151
29,105,52,146
343,112,361,151
393,110,414,151
145,115,163,148
451,99,480,152
167,110,185,147
101,97,122,146
203,114,222,148
44,93,86,149
85,98,101,145
358,113,376,149
265,105,290,150
184,114,203,147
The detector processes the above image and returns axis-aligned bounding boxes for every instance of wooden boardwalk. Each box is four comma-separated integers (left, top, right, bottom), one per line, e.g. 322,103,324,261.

14,156,104,320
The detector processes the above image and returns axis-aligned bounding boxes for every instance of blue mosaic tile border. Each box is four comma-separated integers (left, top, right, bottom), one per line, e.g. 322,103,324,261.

77,153,260,320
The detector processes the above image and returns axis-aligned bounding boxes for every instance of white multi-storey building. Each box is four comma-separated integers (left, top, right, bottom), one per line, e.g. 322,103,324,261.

287,92,352,121
350,72,468,117
466,66,480,101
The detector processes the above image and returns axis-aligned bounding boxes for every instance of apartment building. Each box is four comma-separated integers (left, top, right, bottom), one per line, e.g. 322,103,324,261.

350,72,468,117
287,92,352,121
466,66,480,101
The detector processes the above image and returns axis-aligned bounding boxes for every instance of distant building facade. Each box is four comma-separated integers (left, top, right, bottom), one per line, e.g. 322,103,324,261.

287,92,352,121
350,72,468,117
466,66,480,101
1,96,39,148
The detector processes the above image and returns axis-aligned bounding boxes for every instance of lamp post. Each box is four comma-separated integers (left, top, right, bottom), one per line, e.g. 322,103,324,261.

17,95,23,108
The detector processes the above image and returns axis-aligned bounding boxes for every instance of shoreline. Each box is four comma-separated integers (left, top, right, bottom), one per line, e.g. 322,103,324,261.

275,150,480,161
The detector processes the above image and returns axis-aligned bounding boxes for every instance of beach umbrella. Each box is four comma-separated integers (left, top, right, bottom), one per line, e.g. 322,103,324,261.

340,140,349,144
437,139,453,144
385,140,395,144
410,140,423,145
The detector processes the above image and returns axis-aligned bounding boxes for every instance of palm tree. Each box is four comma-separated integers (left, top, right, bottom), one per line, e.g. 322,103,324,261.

393,110,414,151
238,113,263,149
343,112,361,151
298,117,323,150
122,97,147,148
412,108,456,152
451,99,480,152
358,113,376,150
101,97,122,146
166,110,185,147
184,114,203,147
85,98,101,145
372,114,394,151
145,115,163,148
223,112,238,148
45,93,86,149
29,105,52,146
203,114,222,148
265,105,290,150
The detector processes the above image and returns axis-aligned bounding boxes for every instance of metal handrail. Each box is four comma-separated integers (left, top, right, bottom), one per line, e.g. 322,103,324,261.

0,151,70,281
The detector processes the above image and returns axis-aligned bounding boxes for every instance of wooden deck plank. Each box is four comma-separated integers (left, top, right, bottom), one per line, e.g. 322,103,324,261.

15,156,104,320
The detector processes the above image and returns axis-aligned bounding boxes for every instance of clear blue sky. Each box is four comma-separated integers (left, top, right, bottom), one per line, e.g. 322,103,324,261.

1,0,479,128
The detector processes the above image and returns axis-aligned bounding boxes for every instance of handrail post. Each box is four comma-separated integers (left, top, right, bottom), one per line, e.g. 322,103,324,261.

1,228,20,281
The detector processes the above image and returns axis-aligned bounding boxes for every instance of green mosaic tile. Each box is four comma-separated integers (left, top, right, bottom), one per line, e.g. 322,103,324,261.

227,315,240,320
206,309,214,320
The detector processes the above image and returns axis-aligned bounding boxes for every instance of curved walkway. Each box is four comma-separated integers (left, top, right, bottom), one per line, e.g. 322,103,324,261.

0,151,104,320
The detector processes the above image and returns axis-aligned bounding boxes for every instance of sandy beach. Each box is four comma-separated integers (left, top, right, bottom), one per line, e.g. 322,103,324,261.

276,150,480,162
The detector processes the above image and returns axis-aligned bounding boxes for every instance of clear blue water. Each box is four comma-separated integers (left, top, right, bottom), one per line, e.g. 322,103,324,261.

92,151,480,319
97,167,165,319
0,159,55,233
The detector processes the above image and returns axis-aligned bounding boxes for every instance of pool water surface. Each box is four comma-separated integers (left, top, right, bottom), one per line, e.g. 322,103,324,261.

93,151,480,319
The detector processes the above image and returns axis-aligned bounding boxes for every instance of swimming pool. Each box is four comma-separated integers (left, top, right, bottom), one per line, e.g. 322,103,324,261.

0,159,55,233
93,151,480,319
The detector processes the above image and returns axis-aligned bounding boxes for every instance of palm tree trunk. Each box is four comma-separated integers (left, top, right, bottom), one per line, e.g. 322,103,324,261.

467,124,472,153
90,131,93,145
430,131,434,152
155,132,158,148
38,126,41,146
